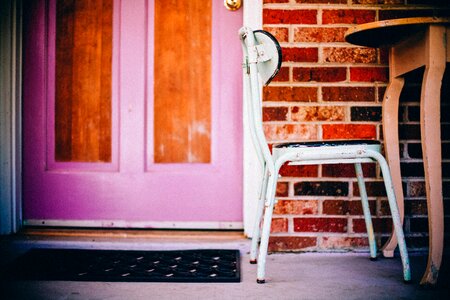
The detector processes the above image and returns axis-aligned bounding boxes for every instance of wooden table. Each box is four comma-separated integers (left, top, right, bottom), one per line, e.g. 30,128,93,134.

345,17,450,286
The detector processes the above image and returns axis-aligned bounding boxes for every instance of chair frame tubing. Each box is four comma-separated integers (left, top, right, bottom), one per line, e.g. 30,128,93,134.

239,27,411,284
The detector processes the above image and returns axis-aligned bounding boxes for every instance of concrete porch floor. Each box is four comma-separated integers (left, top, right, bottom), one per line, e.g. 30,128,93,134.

0,229,449,300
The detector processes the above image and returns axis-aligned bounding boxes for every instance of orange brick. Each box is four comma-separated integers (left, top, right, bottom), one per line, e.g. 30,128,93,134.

263,86,317,102
322,124,377,139
293,27,347,43
268,236,317,252
263,26,289,43
291,106,345,122
271,218,289,233
274,200,319,215
264,124,318,141
321,237,369,249
276,182,289,197
323,47,377,64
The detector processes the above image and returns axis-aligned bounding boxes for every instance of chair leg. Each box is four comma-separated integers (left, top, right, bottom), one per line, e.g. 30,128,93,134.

256,171,278,284
250,165,269,264
377,156,411,282
354,163,377,260
381,76,405,258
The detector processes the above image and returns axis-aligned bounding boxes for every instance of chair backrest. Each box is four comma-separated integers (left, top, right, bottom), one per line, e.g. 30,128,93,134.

239,27,283,169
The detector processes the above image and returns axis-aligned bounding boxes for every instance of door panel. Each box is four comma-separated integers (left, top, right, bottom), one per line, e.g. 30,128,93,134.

154,1,211,164
55,0,113,162
22,0,243,228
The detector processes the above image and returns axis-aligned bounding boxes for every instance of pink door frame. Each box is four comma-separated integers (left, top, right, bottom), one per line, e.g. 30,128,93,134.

22,0,243,229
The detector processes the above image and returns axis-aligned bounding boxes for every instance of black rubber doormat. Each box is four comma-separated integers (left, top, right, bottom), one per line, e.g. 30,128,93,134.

5,249,240,283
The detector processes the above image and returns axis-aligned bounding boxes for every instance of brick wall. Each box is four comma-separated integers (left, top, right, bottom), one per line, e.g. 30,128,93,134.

262,0,450,252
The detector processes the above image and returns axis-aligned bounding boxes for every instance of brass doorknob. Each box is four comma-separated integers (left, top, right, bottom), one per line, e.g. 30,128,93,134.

224,0,241,11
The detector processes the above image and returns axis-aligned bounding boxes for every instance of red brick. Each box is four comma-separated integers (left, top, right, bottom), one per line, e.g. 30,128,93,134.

378,86,387,102
293,67,346,82
296,0,347,4
322,163,376,178
264,0,289,3
351,106,382,122
274,200,319,215
263,86,317,102
263,9,317,24
294,181,349,196
322,199,376,215
379,9,435,21
405,236,429,249
410,217,429,233
263,26,289,43
276,182,289,197
353,181,386,197
294,217,348,233
263,106,288,121
295,0,347,4
264,124,318,141
293,27,347,43
322,87,375,102
291,106,345,122
380,199,428,217
321,237,369,249
379,48,389,64
353,0,404,4
272,66,289,82
323,47,377,64
352,218,392,233
322,124,377,139
322,9,376,24
268,236,317,252
406,181,426,197
279,165,318,177
271,218,289,233
282,47,318,62
350,67,389,82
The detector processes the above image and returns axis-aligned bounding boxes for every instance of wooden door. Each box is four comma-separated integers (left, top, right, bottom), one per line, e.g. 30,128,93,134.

22,0,243,228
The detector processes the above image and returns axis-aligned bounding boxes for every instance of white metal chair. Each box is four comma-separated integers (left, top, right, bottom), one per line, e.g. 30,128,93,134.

239,27,411,284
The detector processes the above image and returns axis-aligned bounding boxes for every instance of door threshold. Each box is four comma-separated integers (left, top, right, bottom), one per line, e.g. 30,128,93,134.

19,227,246,241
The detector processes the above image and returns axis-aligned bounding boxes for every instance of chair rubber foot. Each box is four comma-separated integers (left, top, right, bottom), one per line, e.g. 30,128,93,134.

404,279,412,284
257,279,265,284
370,257,378,261
249,259,257,264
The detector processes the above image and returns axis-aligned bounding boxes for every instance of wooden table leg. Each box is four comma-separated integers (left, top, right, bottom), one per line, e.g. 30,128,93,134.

381,76,405,258
419,25,446,286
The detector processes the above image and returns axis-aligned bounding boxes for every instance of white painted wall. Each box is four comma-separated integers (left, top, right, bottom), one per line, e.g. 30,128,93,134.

242,0,263,237
0,0,22,234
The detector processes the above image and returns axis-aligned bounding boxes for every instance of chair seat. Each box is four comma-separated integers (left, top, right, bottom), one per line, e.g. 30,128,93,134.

274,139,380,149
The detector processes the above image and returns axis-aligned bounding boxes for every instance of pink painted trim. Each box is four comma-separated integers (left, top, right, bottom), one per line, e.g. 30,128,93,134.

45,0,121,172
